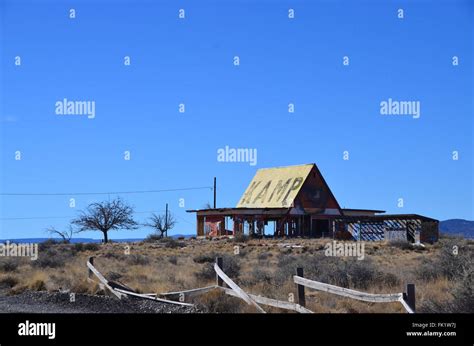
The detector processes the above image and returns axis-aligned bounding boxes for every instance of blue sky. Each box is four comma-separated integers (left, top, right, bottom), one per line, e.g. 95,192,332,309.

0,0,473,239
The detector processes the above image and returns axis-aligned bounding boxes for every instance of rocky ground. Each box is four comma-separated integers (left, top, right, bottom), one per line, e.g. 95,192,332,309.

0,289,199,313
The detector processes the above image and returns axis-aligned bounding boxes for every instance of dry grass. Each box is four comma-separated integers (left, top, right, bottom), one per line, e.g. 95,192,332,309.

0,236,472,313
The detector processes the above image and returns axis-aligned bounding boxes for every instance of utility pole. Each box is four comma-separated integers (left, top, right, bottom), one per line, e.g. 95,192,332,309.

213,177,216,209
165,203,168,238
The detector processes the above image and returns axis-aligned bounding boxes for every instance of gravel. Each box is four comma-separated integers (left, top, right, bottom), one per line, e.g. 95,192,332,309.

0,290,200,313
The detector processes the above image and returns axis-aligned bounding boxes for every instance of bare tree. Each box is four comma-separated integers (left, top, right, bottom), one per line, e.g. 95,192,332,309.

144,212,176,238
71,198,138,243
45,225,75,243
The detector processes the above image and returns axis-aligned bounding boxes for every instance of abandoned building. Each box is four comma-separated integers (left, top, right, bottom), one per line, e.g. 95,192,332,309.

187,163,439,243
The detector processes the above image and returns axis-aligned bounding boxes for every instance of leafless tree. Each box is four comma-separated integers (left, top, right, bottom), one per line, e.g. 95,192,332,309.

144,212,176,238
71,198,138,243
45,225,75,243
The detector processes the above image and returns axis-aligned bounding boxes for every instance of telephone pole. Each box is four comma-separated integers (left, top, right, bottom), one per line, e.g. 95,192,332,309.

165,203,168,237
213,177,216,209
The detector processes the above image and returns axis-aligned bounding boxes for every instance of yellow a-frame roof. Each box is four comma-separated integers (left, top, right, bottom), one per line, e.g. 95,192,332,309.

236,164,315,208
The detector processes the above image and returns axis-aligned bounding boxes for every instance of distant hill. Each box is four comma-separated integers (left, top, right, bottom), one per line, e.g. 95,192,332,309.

440,219,474,239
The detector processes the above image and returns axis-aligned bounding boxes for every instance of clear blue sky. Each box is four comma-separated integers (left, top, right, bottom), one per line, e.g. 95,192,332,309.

0,0,472,239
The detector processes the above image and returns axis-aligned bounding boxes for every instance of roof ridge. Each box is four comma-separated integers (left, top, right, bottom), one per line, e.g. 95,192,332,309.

257,163,316,170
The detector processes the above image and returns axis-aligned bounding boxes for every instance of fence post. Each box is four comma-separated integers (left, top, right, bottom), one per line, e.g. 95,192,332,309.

404,283,415,312
88,257,94,280
296,267,305,307
216,257,223,287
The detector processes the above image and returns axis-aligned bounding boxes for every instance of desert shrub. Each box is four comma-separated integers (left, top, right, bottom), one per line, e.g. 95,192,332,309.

450,268,474,313
272,254,397,290
417,258,442,281
0,258,20,272
73,242,100,252
84,243,100,251
38,239,60,251
246,267,273,286
387,240,412,250
309,258,378,289
233,233,249,243
102,252,127,261
257,252,272,261
73,243,84,252
377,271,400,287
30,280,47,291
417,239,473,282
273,255,309,286
195,255,241,281
196,263,217,281
71,280,92,294
193,253,216,264
195,290,243,313
33,249,69,268
144,233,162,243
106,271,123,281
420,268,474,313
168,256,178,265
220,255,240,278
343,260,380,289
437,240,472,280
0,275,19,288
126,254,150,266
159,238,185,248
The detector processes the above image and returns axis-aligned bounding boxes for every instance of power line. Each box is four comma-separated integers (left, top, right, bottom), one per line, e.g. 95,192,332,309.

0,210,170,221
0,186,213,196
174,214,195,226
0,216,70,221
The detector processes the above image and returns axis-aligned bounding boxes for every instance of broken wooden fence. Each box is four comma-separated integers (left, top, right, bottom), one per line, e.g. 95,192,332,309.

214,257,311,313
87,256,193,307
86,256,311,313
293,267,415,313
87,256,413,313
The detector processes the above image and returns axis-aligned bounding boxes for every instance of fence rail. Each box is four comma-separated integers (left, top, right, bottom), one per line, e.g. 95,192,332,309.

293,267,415,313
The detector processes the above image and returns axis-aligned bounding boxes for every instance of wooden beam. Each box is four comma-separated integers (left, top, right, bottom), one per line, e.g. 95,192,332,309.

219,287,312,313
114,288,194,307
216,257,224,287
159,285,218,299
404,283,416,313
296,268,306,307
214,263,266,313
294,276,403,303
87,257,123,299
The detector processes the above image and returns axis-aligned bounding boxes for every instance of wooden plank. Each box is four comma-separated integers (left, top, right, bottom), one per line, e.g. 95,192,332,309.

220,287,313,313
87,257,123,299
114,288,194,307
296,267,305,307
160,285,218,298
293,276,403,303
405,283,416,313
216,257,224,287
399,297,415,314
214,263,266,313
